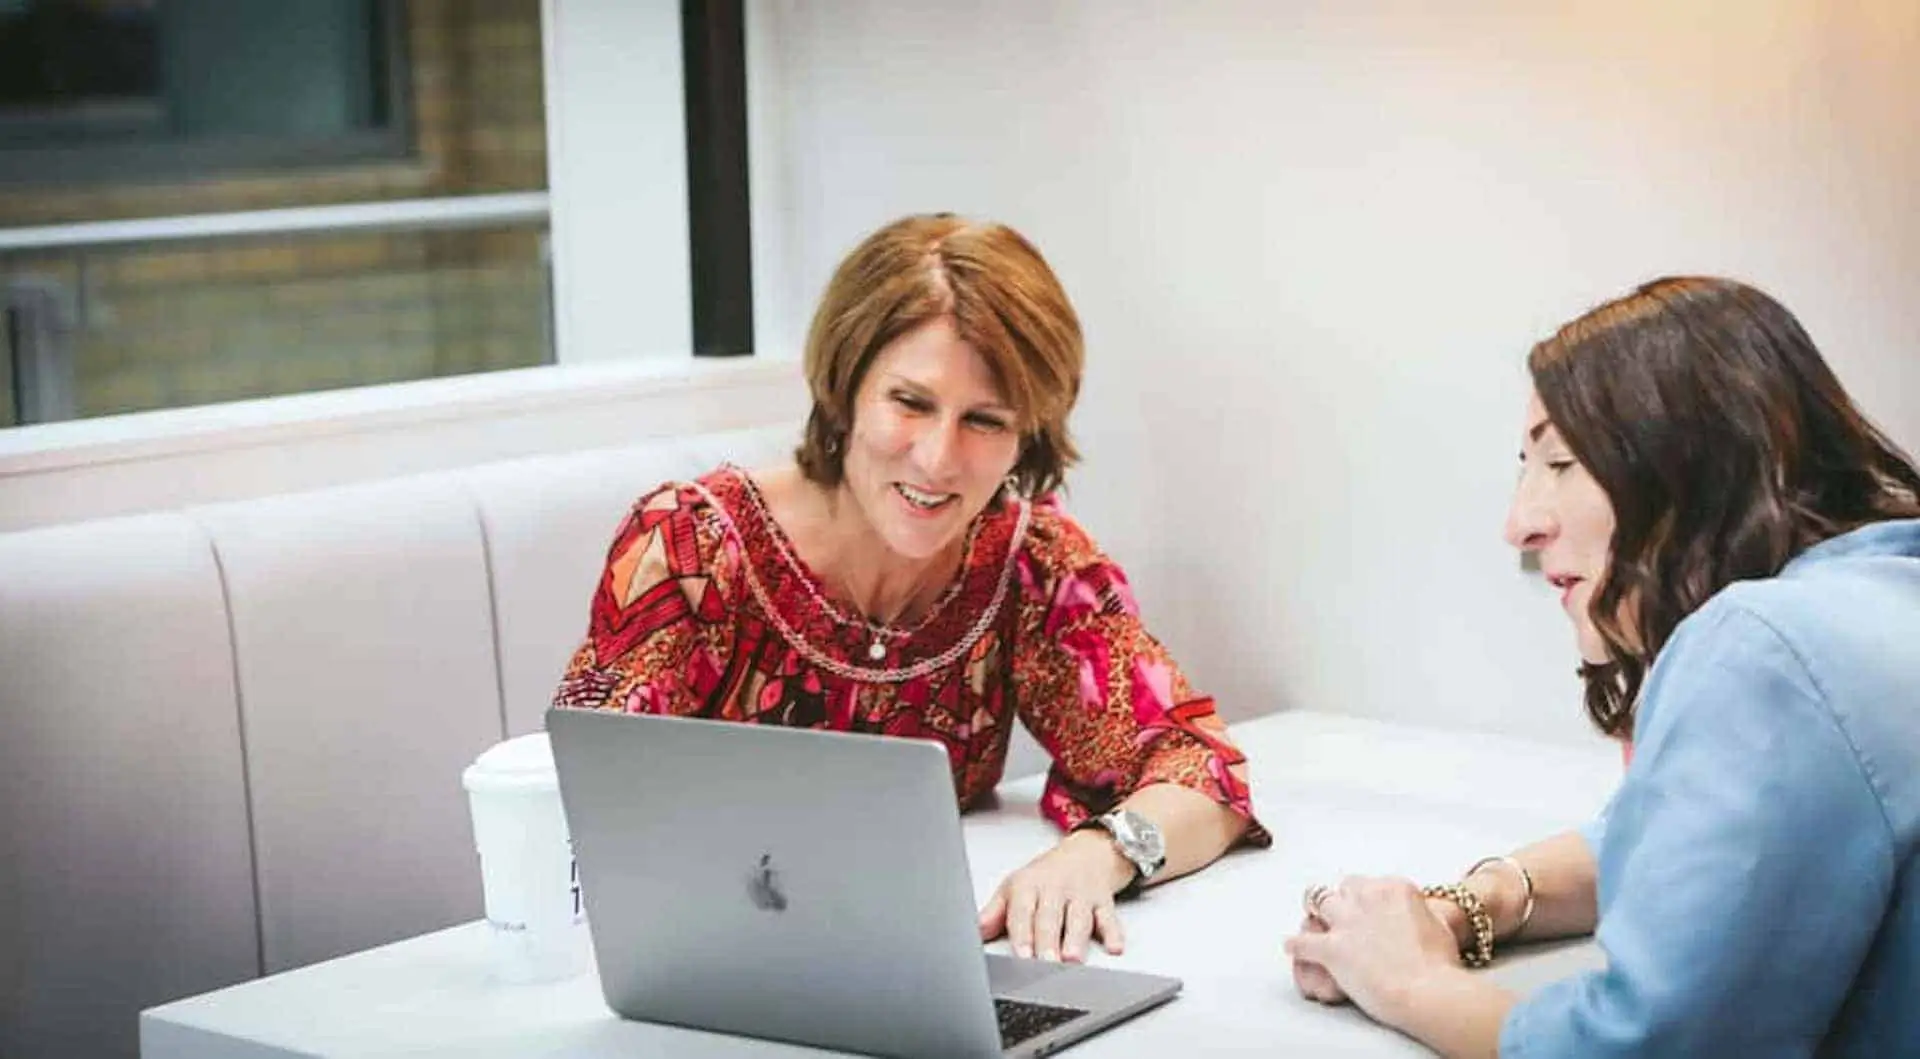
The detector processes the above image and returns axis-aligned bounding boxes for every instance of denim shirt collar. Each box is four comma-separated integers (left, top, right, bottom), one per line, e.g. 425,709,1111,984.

1784,517,1920,574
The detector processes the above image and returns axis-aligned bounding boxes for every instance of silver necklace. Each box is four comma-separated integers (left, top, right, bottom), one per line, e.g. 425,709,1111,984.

725,464,981,661
689,475,1030,683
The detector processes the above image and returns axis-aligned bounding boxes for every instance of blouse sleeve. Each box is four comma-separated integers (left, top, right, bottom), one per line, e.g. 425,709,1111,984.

1009,501,1269,845
551,481,736,717
1501,601,1894,1058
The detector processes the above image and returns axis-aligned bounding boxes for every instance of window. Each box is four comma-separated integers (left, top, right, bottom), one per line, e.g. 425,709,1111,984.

0,0,547,427
0,0,409,185
0,0,754,428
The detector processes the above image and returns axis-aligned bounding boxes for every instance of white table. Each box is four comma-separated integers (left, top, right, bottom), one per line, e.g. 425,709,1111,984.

141,711,1619,1058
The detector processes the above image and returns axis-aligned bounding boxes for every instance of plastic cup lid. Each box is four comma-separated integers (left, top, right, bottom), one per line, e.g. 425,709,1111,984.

462,732,558,793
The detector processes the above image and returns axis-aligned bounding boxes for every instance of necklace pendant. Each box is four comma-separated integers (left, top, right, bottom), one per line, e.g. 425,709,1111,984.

866,639,887,662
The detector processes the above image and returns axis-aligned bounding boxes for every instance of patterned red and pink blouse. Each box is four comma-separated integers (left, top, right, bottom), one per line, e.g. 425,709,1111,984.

553,465,1268,844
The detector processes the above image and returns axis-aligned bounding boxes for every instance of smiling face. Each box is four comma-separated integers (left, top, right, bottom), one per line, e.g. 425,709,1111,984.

1504,390,1619,664
838,315,1024,563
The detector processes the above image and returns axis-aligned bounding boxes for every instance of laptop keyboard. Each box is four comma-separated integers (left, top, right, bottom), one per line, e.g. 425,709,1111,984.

995,997,1089,1049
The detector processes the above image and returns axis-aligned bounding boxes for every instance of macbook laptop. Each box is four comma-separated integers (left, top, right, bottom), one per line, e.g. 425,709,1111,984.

546,707,1181,1058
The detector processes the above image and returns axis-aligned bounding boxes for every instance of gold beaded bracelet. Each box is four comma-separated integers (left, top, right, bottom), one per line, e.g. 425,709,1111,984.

1421,882,1495,968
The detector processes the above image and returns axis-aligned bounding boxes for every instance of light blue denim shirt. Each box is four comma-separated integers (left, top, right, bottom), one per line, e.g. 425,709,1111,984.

1503,518,1920,1058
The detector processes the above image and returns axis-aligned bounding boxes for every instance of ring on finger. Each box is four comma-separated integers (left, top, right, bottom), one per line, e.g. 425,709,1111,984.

1303,883,1333,916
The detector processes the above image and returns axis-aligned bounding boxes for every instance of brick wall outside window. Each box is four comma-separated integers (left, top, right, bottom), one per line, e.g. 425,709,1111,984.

0,0,551,425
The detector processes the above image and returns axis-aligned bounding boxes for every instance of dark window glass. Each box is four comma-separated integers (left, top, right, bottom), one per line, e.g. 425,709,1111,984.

0,0,407,183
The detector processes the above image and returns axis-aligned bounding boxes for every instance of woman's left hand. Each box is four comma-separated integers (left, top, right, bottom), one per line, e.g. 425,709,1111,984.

978,830,1135,962
1283,876,1464,1027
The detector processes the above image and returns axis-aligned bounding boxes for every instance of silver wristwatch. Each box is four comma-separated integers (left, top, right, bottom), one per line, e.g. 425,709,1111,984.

1086,809,1166,897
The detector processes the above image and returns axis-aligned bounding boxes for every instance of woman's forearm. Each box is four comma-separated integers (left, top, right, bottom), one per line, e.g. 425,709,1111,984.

1389,968,1515,1059
1434,829,1598,947
1492,830,1599,943
1116,782,1248,886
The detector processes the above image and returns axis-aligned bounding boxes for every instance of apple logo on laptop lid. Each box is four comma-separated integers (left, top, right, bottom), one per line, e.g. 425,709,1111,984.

748,852,789,912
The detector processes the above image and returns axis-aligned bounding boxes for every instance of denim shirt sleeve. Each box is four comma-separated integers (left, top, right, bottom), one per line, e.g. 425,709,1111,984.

1501,602,1896,1059
1577,798,1611,859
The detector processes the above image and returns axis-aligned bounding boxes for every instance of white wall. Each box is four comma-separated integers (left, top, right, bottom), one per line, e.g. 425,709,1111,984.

747,0,1920,745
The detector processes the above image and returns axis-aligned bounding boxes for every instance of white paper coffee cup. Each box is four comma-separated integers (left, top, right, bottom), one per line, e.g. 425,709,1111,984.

462,732,589,984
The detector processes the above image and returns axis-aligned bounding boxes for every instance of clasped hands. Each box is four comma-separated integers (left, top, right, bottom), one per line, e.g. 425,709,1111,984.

1285,876,1472,1017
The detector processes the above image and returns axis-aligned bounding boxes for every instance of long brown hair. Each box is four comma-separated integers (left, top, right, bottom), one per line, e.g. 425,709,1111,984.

1530,276,1920,736
794,213,1083,499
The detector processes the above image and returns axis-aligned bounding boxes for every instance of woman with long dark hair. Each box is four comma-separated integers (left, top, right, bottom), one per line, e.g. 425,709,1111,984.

1286,277,1920,1057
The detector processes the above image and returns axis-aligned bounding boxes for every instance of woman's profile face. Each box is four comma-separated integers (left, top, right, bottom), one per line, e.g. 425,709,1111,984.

1505,391,1618,664
838,315,1024,562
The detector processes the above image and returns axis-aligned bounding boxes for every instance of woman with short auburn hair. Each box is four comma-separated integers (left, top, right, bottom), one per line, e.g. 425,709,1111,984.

1288,277,1920,1057
794,213,1082,500
556,213,1267,967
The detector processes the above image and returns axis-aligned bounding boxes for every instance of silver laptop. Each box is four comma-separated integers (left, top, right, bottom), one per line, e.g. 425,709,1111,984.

546,707,1181,1058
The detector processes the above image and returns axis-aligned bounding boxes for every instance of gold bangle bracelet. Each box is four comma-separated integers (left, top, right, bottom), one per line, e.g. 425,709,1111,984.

1421,882,1495,968
1465,854,1536,938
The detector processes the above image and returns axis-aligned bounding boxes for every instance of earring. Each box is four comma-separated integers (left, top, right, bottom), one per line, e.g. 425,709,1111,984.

824,434,841,457
1001,474,1022,498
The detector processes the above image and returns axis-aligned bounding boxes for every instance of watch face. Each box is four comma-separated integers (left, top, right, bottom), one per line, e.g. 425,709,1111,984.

1118,810,1166,866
